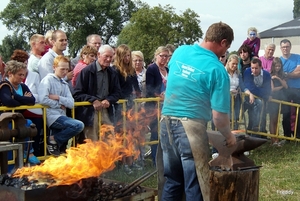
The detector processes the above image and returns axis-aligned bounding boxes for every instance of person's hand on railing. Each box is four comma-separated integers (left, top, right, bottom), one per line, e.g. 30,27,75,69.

159,92,165,100
244,90,255,104
93,100,102,111
101,99,110,108
248,93,255,104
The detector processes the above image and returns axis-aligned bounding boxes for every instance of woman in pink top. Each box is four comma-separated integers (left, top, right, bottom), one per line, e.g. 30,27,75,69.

72,45,97,86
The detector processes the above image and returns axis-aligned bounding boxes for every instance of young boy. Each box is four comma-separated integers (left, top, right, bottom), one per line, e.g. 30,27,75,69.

38,55,84,156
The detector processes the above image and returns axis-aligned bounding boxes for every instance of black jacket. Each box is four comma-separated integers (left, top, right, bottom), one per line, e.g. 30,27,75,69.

73,62,121,126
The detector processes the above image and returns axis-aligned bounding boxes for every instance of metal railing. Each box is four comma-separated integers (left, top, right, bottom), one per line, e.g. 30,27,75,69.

0,97,162,164
2,93,300,166
230,92,300,142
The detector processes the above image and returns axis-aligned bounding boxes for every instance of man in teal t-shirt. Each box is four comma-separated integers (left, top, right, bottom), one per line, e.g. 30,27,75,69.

158,22,237,201
162,43,230,120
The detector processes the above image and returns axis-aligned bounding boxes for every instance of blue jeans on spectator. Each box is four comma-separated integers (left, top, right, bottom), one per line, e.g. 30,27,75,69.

160,118,203,201
49,116,84,147
244,97,263,131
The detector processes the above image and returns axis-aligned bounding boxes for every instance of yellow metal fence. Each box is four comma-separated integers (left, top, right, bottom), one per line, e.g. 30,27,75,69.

0,97,161,163
1,94,300,165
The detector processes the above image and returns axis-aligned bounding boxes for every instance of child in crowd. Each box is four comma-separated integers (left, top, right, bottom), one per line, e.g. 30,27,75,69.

268,57,287,146
38,55,84,156
242,27,260,58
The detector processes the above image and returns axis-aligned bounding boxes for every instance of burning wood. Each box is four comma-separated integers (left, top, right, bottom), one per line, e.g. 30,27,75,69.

0,172,156,201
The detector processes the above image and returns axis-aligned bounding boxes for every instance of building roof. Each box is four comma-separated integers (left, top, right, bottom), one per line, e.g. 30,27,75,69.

259,17,300,38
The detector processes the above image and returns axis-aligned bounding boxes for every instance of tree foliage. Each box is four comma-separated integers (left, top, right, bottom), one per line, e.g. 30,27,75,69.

0,33,30,62
0,0,137,57
294,0,300,18
0,0,62,38
117,3,203,63
58,0,137,56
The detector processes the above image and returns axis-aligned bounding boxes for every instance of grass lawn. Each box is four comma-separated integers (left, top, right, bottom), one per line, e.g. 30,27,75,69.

251,141,300,201
102,141,300,201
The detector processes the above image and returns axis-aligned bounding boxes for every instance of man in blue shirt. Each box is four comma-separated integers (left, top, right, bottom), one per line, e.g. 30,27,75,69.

280,39,300,140
243,58,271,132
159,22,236,201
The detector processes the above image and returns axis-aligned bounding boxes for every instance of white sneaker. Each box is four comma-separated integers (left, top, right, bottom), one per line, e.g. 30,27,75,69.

244,151,250,156
212,153,219,159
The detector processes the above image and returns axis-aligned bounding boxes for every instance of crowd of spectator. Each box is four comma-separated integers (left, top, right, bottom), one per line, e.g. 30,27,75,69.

221,33,300,148
0,27,299,172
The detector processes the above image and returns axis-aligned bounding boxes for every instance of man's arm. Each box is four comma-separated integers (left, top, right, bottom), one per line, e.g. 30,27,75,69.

212,110,236,147
38,78,60,108
285,65,300,78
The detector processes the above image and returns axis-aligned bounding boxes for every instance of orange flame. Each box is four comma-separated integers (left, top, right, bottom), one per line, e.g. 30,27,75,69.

13,103,158,187
13,137,126,187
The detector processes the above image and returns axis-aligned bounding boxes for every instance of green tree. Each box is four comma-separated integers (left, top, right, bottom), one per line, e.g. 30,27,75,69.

117,3,202,63
294,0,300,18
0,0,137,57
0,0,63,38
58,0,137,56
0,33,30,62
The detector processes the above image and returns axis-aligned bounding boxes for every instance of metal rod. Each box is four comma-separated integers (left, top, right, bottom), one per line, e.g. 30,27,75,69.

237,166,262,171
115,171,151,195
120,170,157,196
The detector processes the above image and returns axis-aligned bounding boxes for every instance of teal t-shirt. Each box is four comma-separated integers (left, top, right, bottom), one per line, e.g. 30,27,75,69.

162,44,230,121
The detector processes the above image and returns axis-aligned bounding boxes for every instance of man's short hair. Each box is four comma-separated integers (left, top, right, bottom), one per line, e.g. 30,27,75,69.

52,30,65,41
204,22,234,46
251,58,262,67
265,43,276,50
86,34,101,43
280,39,291,47
98,44,113,54
29,34,44,46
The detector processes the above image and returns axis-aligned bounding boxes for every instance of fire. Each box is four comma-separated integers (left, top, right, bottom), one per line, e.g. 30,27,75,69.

13,136,126,187
13,103,158,187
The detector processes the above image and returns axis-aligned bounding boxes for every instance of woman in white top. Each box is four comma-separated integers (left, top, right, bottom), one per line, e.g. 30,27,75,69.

225,54,241,130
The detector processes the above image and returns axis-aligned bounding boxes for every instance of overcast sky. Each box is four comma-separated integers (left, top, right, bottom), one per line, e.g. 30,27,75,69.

0,0,294,51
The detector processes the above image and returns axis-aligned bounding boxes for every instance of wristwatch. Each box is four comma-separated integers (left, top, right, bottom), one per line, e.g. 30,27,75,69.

284,72,289,79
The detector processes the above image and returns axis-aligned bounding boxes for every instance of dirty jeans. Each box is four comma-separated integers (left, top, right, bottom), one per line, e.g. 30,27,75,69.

50,116,84,147
160,117,204,201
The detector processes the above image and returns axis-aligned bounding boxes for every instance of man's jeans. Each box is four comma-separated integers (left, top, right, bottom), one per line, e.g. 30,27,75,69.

244,98,266,131
49,116,84,147
160,118,203,201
